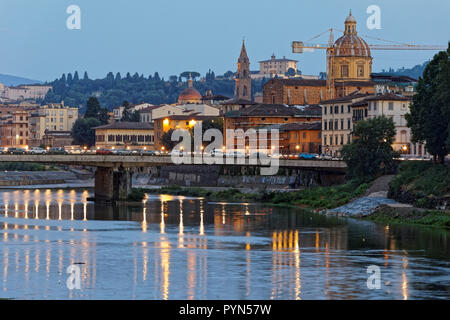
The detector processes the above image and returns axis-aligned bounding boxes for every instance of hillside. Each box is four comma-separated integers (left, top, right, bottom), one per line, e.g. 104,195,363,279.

377,61,428,80
0,73,42,86
43,72,266,110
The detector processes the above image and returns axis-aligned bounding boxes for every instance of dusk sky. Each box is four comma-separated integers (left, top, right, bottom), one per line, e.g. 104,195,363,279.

0,0,448,81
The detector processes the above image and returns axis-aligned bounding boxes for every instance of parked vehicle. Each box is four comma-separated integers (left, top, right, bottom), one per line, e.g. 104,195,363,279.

28,147,47,155
8,148,27,155
139,150,156,156
96,148,113,155
226,151,245,158
318,154,333,160
298,153,318,160
0,147,8,154
66,147,83,154
113,149,132,155
48,147,67,155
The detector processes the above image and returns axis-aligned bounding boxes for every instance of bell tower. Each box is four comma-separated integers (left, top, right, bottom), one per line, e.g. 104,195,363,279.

235,41,252,101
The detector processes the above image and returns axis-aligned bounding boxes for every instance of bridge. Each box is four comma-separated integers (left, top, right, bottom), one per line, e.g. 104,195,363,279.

0,155,347,201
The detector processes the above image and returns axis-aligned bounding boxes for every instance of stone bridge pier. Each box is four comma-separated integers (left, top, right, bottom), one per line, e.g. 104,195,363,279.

95,166,133,201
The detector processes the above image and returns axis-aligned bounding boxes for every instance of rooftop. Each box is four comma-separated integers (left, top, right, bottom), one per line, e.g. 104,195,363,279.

225,104,322,118
94,122,154,130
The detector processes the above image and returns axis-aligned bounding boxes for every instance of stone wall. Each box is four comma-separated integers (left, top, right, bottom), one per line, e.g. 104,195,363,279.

145,165,345,188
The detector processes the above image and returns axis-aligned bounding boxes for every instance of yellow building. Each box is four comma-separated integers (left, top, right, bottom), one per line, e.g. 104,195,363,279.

154,115,219,151
28,103,78,147
94,122,155,150
328,11,374,97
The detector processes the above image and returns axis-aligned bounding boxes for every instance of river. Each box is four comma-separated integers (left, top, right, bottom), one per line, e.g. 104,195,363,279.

0,188,448,300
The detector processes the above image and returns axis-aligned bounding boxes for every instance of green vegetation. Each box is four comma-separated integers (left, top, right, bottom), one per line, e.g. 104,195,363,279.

0,163,53,171
388,161,450,209
71,97,109,147
406,43,450,164
145,179,371,210
341,116,399,179
43,71,267,110
366,208,450,228
127,188,147,201
71,117,102,147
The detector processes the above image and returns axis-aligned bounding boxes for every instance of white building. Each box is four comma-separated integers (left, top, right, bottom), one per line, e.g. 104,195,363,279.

365,93,427,157
258,55,298,78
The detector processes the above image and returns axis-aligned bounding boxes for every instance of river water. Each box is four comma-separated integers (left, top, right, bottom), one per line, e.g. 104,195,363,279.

0,188,448,300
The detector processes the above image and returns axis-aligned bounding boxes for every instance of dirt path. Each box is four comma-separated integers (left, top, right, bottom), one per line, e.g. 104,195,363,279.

363,175,395,198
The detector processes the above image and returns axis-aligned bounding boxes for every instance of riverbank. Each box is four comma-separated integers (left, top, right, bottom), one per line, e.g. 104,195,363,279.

364,204,450,228
143,178,371,210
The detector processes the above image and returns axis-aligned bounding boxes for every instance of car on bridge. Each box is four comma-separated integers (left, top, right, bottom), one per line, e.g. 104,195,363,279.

28,147,47,154
7,147,27,155
96,148,113,155
48,147,68,155
298,153,319,160
0,147,8,154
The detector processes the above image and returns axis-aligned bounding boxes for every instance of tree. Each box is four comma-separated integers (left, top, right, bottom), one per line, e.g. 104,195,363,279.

121,109,140,122
85,97,101,118
161,129,177,151
71,118,102,147
180,71,200,80
341,116,399,179
406,43,450,164
285,68,296,77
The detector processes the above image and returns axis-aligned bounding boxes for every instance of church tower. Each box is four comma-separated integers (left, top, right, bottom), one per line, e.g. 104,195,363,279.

235,41,252,101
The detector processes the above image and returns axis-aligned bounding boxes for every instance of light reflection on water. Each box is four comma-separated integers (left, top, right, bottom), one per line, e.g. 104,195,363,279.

0,188,449,300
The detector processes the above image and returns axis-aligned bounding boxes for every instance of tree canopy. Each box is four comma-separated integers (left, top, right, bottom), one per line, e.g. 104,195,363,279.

406,43,450,163
71,118,102,147
341,116,399,178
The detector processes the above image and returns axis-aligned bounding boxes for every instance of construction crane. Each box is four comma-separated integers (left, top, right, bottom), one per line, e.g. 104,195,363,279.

292,28,447,99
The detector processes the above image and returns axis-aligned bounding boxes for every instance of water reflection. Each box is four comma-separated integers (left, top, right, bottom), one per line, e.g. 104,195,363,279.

0,189,449,300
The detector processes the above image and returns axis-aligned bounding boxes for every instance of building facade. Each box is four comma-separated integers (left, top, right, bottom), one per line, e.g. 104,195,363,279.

224,104,322,152
0,110,30,148
94,122,155,150
321,93,371,156
28,103,78,147
154,115,219,151
259,55,298,78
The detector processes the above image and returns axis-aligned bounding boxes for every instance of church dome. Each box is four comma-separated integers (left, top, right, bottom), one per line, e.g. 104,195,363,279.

334,35,371,57
334,11,371,57
178,87,202,103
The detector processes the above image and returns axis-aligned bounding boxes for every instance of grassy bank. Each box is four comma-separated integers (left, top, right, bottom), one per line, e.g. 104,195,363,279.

389,161,450,209
0,163,57,171
365,206,450,228
144,179,371,210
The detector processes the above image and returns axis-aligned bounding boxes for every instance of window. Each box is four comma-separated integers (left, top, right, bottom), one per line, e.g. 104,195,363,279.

334,120,338,130
329,121,333,130
340,135,344,145
303,132,306,139
330,106,333,114
324,135,327,145
341,119,344,130
324,121,327,130
341,105,344,113
324,106,327,115
335,106,339,114
347,118,351,129
347,105,351,113
341,65,349,77
335,135,339,145
388,102,394,110
357,65,364,77
373,102,377,111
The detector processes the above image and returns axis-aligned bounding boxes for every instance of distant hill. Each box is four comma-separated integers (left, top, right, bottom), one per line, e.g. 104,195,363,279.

0,74,42,86
378,61,429,80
